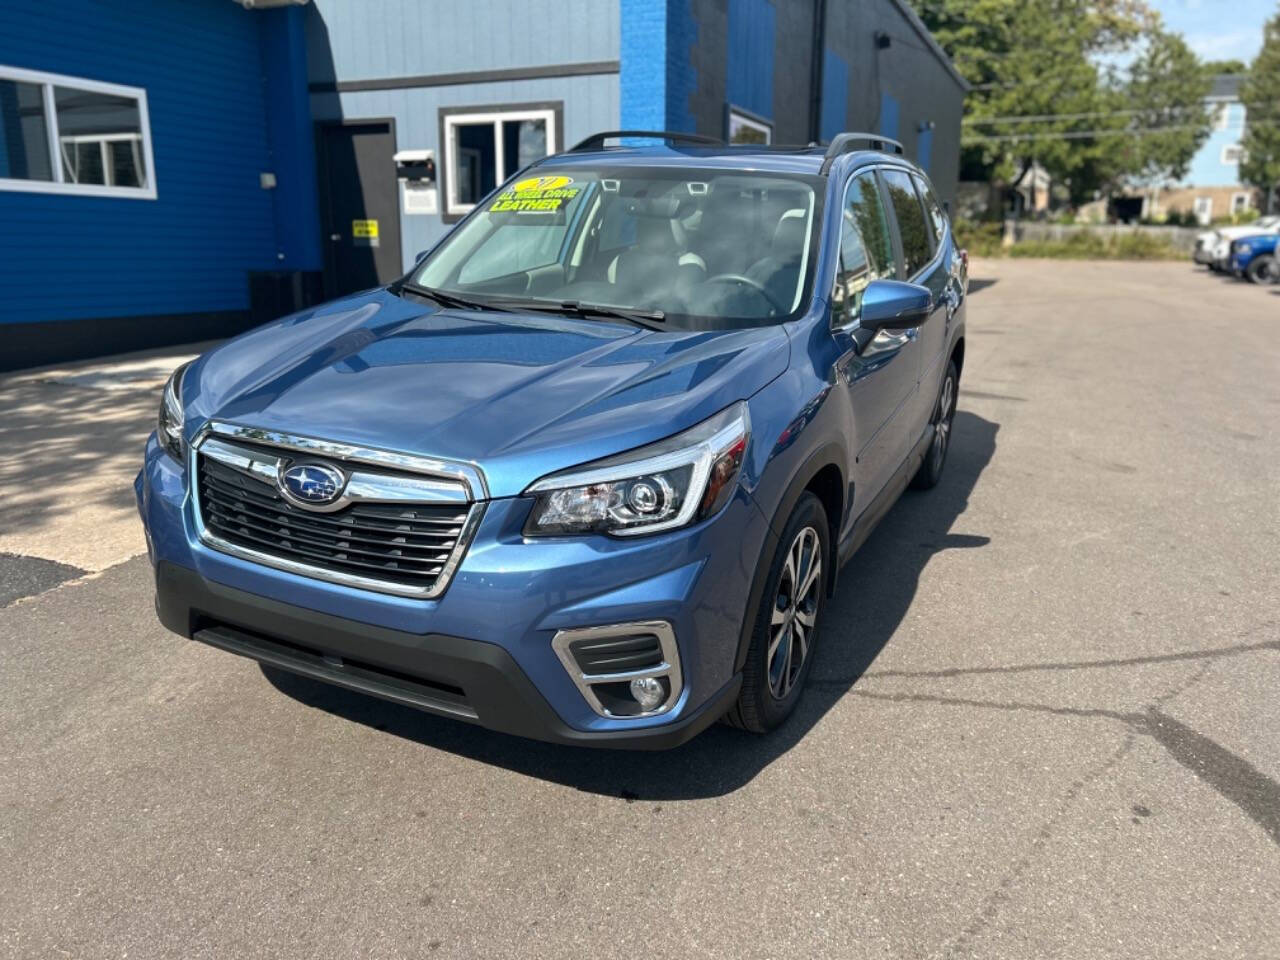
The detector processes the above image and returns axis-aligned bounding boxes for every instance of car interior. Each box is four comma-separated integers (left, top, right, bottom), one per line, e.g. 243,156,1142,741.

419,171,820,324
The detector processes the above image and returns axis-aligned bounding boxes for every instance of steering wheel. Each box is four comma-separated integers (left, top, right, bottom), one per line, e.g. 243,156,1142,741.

704,273,788,315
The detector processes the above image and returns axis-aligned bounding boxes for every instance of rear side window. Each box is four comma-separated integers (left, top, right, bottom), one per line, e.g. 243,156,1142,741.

881,169,932,277
913,174,947,248
833,171,897,325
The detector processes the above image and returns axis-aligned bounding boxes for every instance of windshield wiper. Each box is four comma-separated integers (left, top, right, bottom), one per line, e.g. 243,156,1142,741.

395,281,507,313
487,297,667,331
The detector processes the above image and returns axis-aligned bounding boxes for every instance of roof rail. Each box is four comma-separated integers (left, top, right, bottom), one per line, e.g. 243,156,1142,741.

819,132,905,174
569,130,723,152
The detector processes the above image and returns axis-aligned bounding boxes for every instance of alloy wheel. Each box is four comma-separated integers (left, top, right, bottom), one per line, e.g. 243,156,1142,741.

932,372,956,469
768,526,822,700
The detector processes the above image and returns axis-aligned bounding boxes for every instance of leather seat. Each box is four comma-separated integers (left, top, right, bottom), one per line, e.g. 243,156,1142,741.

745,208,808,311
609,199,705,297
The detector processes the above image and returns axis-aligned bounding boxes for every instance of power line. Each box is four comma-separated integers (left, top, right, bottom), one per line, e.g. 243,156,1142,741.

961,122,1271,144
964,104,1269,126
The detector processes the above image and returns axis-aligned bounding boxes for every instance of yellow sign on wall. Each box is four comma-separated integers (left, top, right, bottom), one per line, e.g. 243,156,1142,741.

352,219,379,238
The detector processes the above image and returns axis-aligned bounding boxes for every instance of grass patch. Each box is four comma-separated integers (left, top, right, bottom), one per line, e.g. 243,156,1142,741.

954,220,1185,261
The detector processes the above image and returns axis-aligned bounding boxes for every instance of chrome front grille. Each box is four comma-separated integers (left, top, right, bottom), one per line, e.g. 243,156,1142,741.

191,424,485,599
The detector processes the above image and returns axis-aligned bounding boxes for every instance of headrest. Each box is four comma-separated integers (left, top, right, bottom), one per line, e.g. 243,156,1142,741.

773,209,808,258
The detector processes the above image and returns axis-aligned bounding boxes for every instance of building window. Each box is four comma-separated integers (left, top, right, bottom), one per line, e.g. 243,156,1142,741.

439,104,559,219
727,107,772,145
1231,192,1251,214
0,65,155,199
1221,143,1245,165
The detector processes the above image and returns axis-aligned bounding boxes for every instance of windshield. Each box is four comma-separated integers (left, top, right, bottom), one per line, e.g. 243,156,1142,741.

411,166,823,328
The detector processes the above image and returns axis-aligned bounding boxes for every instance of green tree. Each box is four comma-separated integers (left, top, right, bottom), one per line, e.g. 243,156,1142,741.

1240,7,1280,212
910,2,1216,206
1203,59,1248,76
1125,28,1212,184
909,0,1154,201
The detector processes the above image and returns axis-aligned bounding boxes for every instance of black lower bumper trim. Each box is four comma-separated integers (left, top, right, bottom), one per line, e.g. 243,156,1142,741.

155,561,738,750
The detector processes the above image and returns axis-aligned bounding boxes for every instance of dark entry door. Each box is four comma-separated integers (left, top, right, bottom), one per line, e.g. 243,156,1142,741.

317,120,403,298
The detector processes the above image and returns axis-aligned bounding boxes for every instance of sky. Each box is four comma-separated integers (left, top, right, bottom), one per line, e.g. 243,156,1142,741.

1150,0,1275,65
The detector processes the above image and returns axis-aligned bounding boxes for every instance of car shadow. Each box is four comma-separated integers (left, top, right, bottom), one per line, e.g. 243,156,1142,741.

264,410,999,799
967,278,998,295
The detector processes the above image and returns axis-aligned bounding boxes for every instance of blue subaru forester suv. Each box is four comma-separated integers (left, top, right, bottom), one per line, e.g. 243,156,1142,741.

137,130,967,748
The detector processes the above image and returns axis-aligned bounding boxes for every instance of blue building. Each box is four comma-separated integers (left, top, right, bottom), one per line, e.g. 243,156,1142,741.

1,0,964,371
1149,74,1259,225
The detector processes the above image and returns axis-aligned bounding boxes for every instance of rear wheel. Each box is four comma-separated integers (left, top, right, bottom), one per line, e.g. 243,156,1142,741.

725,493,828,733
1246,255,1278,284
911,359,959,490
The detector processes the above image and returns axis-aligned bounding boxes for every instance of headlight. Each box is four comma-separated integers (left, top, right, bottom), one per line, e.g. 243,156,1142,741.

524,402,750,537
157,361,191,461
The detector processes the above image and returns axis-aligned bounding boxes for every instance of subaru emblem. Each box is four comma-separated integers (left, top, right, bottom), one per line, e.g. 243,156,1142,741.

279,462,345,507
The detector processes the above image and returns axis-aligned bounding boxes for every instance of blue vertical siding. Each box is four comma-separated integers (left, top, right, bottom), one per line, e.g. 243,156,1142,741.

820,49,849,142
620,0,695,134
0,0,283,326
727,0,775,121
621,0,669,131
917,126,933,172
260,6,323,272
879,92,900,141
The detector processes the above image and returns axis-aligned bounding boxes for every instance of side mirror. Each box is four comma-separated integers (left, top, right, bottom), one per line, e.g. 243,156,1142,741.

860,279,932,331
414,249,431,264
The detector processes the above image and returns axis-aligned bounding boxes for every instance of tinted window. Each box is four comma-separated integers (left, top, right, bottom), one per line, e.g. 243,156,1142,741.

833,172,897,325
913,174,947,247
882,169,931,276
54,86,148,188
0,79,54,182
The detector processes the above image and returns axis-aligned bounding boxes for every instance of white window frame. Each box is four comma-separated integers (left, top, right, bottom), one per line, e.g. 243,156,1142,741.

1221,143,1245,166
1193,196,1213,225
727,107,773,145
441,107,557,217
0,64,156,200
1231,191,1251,214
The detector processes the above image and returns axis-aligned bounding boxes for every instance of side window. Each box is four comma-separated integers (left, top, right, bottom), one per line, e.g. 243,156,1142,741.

881,169,932,277
912,174,947,249
832,171,897,326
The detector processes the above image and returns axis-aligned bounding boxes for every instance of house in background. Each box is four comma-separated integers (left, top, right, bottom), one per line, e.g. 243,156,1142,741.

1148,74,1258,225
1,0,965,371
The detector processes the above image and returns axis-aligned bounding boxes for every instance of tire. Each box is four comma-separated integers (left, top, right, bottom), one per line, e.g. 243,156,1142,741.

1246,255,1278,285
724,493,829,733
910,359,959,491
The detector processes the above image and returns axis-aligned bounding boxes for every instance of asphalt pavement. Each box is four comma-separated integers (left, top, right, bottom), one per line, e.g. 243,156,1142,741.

1,261,1277,959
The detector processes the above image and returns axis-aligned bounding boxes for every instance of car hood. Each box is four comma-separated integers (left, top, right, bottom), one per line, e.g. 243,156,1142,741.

185,288,790,497
1215,224,1280,241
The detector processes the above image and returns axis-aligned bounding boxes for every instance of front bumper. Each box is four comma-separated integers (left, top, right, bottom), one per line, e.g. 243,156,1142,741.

137,434,769,748
154,560,740,749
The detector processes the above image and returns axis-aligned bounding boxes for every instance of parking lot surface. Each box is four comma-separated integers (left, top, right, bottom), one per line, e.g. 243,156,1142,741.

1,261,1277,959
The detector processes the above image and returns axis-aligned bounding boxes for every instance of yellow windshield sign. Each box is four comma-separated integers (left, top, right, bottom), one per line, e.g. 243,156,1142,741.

492,176,580,214
511,175,573,193
352,219,379,238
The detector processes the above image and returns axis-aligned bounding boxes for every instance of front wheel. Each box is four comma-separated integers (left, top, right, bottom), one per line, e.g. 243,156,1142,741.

725,493,829,733
911,359,959,490
1246,255,1278,284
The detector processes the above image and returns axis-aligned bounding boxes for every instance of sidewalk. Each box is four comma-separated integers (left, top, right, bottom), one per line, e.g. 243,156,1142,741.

0,343,213,595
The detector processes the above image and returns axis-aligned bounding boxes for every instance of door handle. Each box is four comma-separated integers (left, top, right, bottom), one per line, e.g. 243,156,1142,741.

330,233,342,242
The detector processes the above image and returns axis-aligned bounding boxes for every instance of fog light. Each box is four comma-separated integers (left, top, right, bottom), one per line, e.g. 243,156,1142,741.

629,676,665,711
